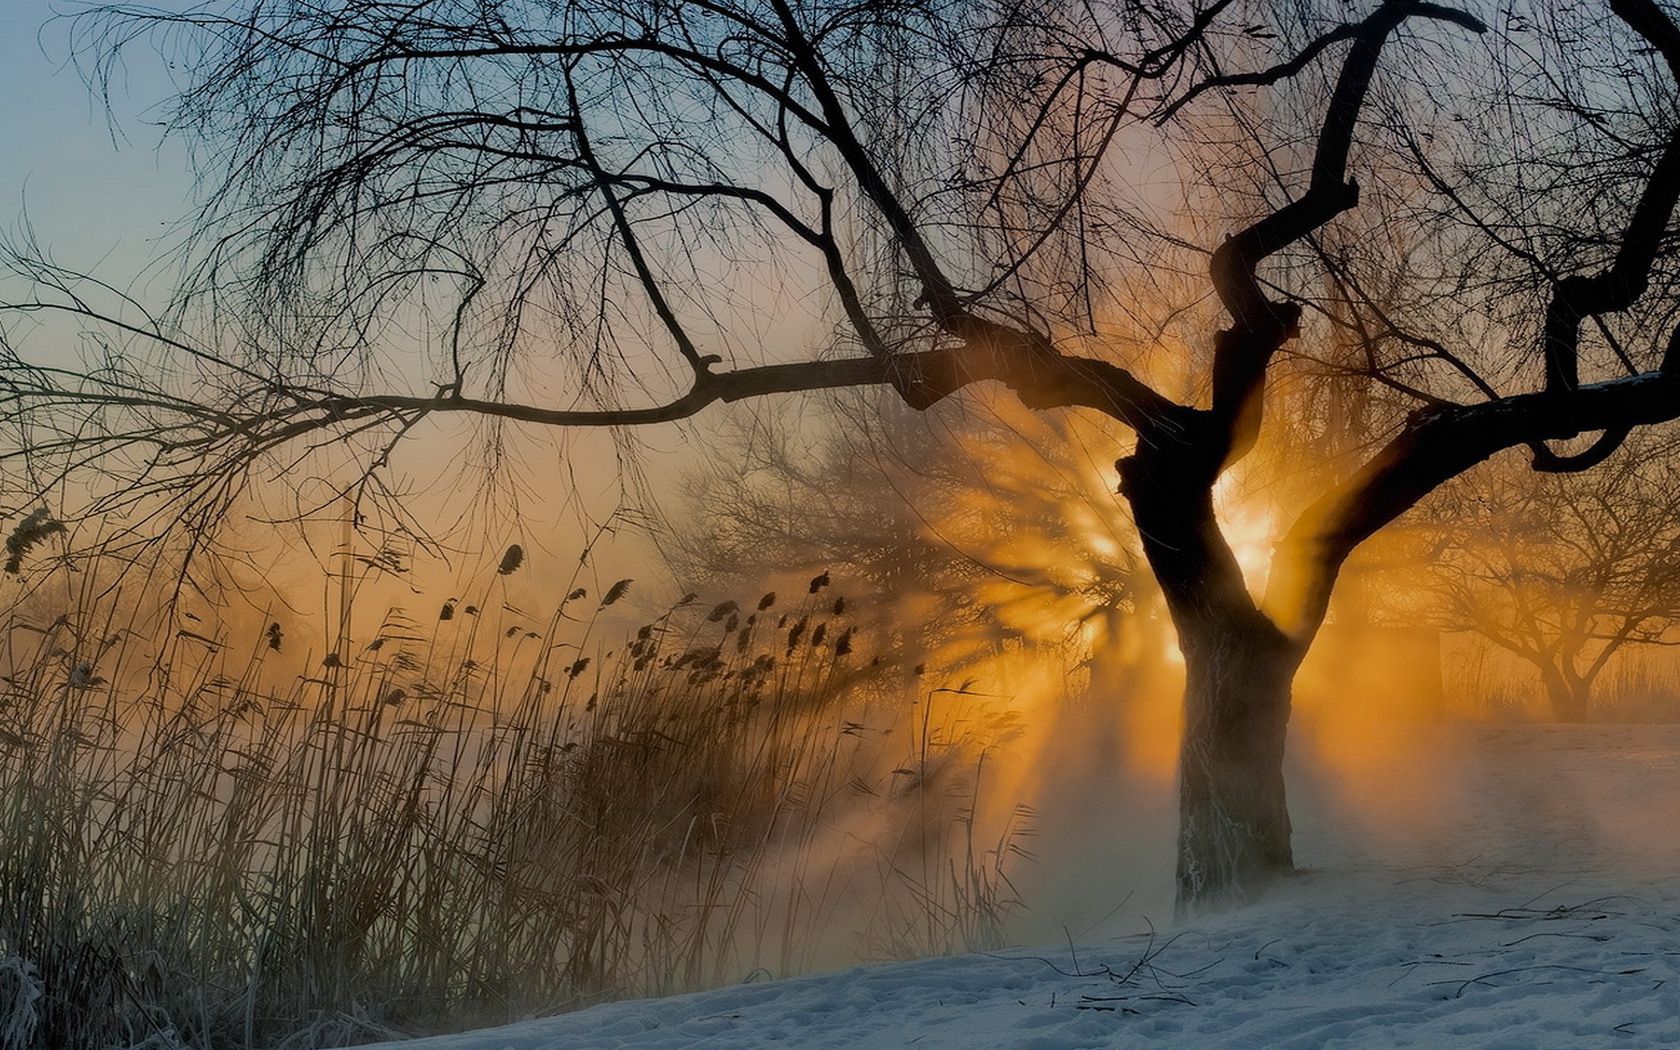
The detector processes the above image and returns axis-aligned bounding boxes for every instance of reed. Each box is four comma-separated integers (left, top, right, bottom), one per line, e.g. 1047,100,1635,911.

0,559,1029,1048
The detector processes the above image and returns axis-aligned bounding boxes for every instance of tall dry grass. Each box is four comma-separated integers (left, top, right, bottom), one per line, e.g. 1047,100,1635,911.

0,560,1032,1048
1440,633,1680,721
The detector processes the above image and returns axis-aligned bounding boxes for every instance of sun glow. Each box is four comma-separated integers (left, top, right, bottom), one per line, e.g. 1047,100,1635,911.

1214,474,1280,595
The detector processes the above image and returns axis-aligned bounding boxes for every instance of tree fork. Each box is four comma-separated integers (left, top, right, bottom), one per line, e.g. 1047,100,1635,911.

1119,446,1310,909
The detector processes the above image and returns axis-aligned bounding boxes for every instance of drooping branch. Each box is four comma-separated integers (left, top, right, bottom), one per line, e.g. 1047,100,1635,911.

566,72,709,378
1529,425,1634,473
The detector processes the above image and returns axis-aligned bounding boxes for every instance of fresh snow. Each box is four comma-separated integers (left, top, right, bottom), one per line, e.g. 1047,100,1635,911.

373,724,1680,1049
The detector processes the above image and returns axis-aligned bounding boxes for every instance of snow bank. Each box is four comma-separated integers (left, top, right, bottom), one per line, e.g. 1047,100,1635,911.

372,725,1680,1049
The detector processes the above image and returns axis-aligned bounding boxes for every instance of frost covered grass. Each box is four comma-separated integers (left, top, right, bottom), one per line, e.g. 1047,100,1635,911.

0,564,1029,1049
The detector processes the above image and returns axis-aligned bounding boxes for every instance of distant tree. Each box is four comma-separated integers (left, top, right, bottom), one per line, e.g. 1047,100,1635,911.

6,0,1680,910
669,397,1141,677
1426,444,1680,721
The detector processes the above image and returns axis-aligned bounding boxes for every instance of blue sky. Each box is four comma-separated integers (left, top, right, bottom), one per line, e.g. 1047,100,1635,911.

0,2,193,290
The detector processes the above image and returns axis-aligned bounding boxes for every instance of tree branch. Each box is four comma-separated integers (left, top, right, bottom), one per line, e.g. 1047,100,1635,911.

1206,1,1485,463
1541,0,1680,395
1273,367,1680,638
312,342,1188,435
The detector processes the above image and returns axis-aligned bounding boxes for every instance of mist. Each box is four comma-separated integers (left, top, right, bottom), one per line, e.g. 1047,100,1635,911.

6,0,1680,1046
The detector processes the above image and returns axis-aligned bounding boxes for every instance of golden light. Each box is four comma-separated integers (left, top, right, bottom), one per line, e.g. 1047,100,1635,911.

1213,474,1279,595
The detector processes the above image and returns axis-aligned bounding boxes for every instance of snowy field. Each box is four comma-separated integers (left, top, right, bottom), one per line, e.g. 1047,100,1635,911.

374,724,1680,1049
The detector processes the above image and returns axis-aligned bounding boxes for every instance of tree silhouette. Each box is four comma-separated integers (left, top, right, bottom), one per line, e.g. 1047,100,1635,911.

6,0,1680,909
1425,441,1680,721
668,397,1141,673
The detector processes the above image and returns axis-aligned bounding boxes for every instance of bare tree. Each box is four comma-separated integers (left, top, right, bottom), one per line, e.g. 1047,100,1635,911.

668,397,1141,670
6,0,1680,910
1424,442,1680,721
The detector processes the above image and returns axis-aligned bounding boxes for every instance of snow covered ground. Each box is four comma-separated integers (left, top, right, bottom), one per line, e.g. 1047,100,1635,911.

374,724,1680,1049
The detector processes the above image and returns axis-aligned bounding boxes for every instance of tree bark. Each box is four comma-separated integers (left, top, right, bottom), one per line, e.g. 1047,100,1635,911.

1119,449,1310,913
1174,610,1303,912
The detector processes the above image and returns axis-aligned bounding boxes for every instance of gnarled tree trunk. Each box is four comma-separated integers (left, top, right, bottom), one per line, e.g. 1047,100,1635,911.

1120,448,1317,912
1175,612,1305,910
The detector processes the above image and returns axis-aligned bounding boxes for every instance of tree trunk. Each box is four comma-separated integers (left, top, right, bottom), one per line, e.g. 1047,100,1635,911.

1174,613,1302,912
1118,451,1311,913
1541,669,1591,723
